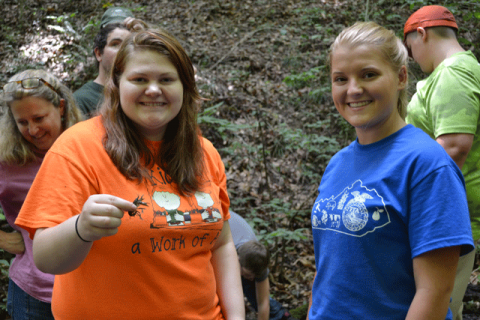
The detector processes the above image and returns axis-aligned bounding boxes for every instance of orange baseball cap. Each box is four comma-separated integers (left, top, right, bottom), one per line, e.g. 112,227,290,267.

403,5,458,41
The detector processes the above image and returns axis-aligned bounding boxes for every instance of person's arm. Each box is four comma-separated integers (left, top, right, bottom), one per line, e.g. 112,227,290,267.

0,230,25,255
307,272,316,320
32,194,136,275
406,246,460,320
436,133,474,169
255,278,270,320
211,221,245,320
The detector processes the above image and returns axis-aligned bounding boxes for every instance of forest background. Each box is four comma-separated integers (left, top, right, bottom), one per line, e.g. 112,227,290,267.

1,0,479,319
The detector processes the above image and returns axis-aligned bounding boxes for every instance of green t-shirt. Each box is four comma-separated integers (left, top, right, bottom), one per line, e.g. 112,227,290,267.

406,51,480,225
73,81,104,118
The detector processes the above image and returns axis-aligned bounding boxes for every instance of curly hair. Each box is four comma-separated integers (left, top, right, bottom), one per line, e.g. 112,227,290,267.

328,21,409,119
100,28,205,195
0,69,83,165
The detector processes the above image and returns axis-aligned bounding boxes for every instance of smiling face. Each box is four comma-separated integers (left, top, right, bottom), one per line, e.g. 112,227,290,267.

10,96,65,151
119,49,184,141
331,44,407,144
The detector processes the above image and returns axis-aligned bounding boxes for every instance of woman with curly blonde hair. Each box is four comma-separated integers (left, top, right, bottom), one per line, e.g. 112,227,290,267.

0,69,83,319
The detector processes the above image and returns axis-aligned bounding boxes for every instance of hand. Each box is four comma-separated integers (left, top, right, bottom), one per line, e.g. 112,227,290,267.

123,17,135,25
0,230,25,254
76,194,137,242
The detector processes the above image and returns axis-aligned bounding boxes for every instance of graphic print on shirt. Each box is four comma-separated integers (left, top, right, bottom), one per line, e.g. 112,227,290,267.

195,191,222,222
128,167,223,230
147,190,224,229
312,180,390,237
152,191,184,226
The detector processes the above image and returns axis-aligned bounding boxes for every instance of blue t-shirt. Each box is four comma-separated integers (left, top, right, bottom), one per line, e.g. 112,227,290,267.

309,125,473,320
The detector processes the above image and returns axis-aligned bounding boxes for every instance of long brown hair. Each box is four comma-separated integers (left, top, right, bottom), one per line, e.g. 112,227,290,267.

100,29,205,195
0,69,83,165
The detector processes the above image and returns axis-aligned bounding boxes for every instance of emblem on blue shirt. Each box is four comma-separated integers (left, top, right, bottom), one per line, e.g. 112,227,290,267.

312,180,390,237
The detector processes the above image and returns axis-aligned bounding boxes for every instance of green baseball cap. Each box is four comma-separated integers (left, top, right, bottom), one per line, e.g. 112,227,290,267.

100,7,134,29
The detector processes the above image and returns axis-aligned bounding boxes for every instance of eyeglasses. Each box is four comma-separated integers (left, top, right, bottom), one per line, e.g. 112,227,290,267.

2,78,61,96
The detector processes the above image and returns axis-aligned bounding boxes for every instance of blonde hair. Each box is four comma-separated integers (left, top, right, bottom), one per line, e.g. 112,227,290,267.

0,69,83,165
329,21,409,118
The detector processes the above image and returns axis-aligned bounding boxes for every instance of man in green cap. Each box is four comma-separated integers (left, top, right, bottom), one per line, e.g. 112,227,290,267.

74,7,146,117
100,7,133,29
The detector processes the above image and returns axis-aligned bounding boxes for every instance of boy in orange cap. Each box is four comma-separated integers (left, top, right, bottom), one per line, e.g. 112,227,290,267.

404,5,480,320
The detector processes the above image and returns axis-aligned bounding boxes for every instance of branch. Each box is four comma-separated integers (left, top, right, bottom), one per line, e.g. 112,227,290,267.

365,0,369,21
207,27,267,72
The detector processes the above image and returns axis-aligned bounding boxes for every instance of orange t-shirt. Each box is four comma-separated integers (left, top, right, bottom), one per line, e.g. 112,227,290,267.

16,117,231,320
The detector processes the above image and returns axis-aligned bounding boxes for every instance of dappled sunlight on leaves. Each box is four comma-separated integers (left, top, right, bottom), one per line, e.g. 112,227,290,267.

19,33,73,79
2,0,480,318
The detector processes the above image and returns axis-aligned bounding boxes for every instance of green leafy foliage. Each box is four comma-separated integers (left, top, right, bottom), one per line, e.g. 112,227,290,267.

198,102,251,139
2,0,480,315
246,198,309,275
283,66,325,90
472,218,480,241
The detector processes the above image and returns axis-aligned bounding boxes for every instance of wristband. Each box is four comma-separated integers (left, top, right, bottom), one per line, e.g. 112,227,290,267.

75,215,92,243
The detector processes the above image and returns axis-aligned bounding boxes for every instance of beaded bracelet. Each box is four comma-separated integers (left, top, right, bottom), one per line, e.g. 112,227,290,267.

75,215,92,243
